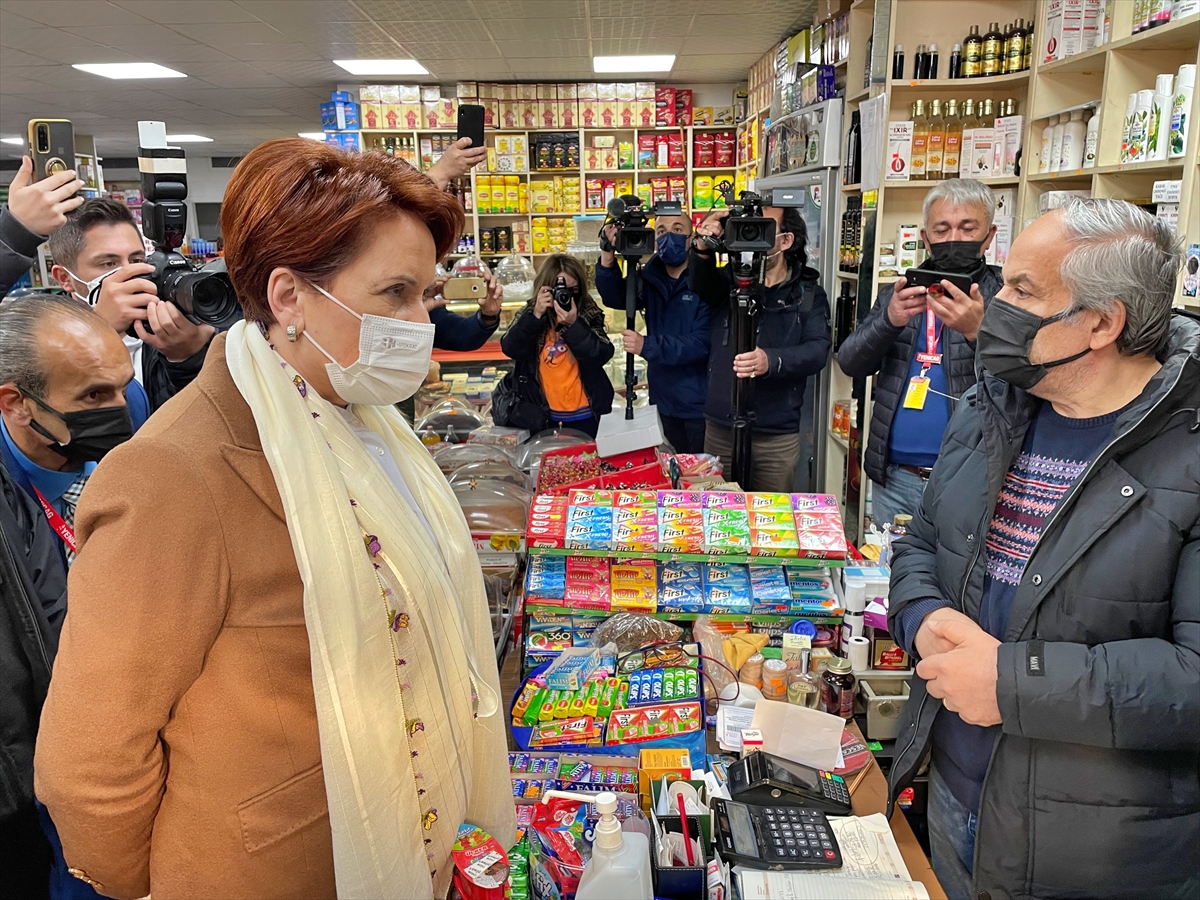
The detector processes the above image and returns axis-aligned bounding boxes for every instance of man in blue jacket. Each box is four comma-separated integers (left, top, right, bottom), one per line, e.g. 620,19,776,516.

596,213,711,452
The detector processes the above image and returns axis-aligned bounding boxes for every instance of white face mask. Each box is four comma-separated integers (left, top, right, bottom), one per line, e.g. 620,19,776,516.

303,284,435,406
63,265,118,305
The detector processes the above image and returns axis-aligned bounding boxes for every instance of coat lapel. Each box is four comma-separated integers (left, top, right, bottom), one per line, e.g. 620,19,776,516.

199,333,286,524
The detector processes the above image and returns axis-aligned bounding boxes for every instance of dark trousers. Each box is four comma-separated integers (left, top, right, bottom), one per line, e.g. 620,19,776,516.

0,803,51,899
660,415,707,454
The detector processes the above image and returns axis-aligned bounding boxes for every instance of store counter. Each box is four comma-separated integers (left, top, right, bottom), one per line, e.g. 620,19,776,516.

845,722,945,900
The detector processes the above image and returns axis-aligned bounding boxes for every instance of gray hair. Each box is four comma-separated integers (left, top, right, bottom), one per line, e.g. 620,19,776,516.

922,179,997,229
1058,198,1181,357
0,293,109,398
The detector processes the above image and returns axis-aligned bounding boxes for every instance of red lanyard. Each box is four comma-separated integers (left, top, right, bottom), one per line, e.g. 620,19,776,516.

915,309,943,368
32,487,77,554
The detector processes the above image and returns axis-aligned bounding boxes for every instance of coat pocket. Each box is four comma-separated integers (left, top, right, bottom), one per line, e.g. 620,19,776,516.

236,762,328,854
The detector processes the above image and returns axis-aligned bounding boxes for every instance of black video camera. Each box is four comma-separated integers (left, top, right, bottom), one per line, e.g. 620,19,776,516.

138,145,241,332
551,275,577,311
600,196,684,258
700,184,777,255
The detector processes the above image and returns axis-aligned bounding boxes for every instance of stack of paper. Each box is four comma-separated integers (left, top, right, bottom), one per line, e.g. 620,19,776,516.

738,814,930,900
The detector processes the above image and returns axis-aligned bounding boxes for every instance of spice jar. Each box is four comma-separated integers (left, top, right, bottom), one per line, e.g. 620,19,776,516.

762,659,788,701
821,657,856,719
739,653,764,689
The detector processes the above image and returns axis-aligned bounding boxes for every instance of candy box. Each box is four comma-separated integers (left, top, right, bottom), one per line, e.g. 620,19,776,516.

609,585,657,611
704,491,747,510
564,582,610,611
658,490,704,509
615,490,658,509
748,564,790,601
747,492,793,511
569,489,614,507
794,510,844,533
526,559,566,601
659,523,705,554
792,493,840,512
532,494,569,514
606,701,702,745
527,523,566,549
611,559,657,587
531,715,601,747
613,506,658,527
705,520,752,555
749,510,796,530
660,506,704,528
566,556,610,581
751,527,800,558
798,530,848,559
656,580,705,613
544,646,600,691
613,520,659,553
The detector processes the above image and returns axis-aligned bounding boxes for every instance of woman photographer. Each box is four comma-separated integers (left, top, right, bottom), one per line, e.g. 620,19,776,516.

496,254,614,437
689,205,831,491
35,139,514,900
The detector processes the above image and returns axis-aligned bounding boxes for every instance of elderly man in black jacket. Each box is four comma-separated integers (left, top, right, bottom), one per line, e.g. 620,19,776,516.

838,178,1003,530
886,198,1199,900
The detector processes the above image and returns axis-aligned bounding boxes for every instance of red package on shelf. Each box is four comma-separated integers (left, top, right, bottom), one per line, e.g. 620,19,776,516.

655,87,676,126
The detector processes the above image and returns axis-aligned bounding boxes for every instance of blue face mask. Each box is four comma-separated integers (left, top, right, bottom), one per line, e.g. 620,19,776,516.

656,231,689,267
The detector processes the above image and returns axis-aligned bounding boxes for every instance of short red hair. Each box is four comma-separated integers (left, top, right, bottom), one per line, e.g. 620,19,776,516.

221,138,464,323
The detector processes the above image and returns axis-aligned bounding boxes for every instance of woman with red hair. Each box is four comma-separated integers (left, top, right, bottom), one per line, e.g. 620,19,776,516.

35,139,514,899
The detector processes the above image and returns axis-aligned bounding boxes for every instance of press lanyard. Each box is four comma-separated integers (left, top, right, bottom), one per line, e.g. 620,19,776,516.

915,309,943,370
32,487,77,554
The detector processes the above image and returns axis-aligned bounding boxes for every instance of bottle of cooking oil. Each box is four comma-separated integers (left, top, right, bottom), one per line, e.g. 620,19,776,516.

942,99,962,178
958,98,977,177
925,99,945,180
910,99,929,180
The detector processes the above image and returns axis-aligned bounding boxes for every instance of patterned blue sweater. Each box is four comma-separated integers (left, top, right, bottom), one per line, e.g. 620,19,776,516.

931,400,1126,812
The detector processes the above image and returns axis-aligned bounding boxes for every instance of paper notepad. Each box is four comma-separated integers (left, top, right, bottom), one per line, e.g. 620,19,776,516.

737,814,930,900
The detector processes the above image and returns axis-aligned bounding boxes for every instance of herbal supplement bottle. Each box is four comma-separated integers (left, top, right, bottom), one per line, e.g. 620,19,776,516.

821,657,856,720
963,25,983,77
982,22,1004,76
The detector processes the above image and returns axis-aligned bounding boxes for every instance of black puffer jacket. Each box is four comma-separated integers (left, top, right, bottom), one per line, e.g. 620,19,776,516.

837,258,1002,486
689,251,831,434
0,462,63,836
499,308,615,422
886,314,1200,900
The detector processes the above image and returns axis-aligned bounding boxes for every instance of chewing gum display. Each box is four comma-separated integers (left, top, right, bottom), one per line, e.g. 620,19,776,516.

749,510,797,530
751,526,801,558
613,507,658,552
659,521,705,554
614,490,658,509
605,701,703,745
791,493,840,512
704,491,748,510
525,555,566,601
657,490,704,509
609,559,657,611
656,560,705,612
705,514,752,555
531,715,602,747
794,510,845,533
566,505,613,550
797,530,848,559
703,563,752,612
544,647,600,691
748,492,794,511
569,489,613,507
749,564,791,601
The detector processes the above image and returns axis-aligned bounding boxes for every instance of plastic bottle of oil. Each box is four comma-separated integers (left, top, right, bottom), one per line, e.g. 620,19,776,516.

942,99,962,178
910,99,929,180
925,99,945,180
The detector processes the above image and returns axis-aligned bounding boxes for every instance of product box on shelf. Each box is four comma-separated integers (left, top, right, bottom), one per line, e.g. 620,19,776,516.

886,121,913,181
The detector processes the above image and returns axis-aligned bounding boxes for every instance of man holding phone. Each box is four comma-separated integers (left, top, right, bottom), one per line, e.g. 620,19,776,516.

0,156,85,297
838,179,1003,529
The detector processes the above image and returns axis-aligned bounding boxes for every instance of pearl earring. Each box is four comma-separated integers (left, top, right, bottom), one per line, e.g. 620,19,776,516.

286,324,298,342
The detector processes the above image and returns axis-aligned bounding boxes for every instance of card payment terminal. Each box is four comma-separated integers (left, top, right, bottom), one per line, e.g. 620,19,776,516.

726,751,853,815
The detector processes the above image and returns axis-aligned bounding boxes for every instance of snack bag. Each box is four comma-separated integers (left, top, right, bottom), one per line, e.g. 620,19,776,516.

452,824,510,900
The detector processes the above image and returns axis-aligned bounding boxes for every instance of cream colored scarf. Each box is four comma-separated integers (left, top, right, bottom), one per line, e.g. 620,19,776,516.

226,320,515,898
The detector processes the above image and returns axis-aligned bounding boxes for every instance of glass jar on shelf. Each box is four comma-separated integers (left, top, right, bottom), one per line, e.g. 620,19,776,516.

495,251,535,302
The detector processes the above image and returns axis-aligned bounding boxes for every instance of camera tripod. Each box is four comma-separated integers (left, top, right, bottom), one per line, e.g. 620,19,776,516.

728,250,770,488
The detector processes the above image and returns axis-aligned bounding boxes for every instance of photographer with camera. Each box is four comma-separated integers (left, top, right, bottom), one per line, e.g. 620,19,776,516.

48,199,214,411
596,213,711,453
689,203,831,491
496,254,614,437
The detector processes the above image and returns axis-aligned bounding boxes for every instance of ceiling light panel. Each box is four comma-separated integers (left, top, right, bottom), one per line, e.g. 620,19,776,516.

593,55,675,72
72,62,187,79
332,59,429,75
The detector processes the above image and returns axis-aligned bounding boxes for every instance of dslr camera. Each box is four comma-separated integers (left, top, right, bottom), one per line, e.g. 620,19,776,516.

699,184,777,255
600,195,684,257
138,143,241,332
551,275,577,311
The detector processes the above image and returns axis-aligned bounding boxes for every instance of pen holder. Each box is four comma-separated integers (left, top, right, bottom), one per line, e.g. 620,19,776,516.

650,814,707,900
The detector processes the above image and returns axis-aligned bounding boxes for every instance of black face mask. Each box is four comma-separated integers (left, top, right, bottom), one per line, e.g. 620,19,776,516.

976,298,1091,391
27,397,133,468
928,239,985,272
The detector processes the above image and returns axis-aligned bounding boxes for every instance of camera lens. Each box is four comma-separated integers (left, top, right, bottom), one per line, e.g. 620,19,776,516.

165,270,241,330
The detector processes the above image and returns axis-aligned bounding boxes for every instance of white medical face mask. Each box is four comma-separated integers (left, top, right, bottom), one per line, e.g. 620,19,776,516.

63,265,118,305
303,284,435,406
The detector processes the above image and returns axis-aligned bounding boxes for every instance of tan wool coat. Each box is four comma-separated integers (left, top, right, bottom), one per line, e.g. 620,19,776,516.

34,333,510,899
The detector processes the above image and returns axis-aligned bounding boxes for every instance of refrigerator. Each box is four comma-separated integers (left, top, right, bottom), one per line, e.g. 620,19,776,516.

754,97,843,494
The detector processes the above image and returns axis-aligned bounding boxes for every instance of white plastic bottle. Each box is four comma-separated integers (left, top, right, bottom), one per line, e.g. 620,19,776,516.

556,791,653,900
1039,115,1058,172
1059,109,1087,170
1150,72,1176,159
1169,64,1196,160
1083,111,1100,167
1127,89,1155,162
1120,92,1138,162
1049,115,1067,172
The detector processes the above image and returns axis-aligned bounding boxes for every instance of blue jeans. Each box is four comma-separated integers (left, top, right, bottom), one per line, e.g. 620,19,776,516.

928,765,978,900
870,464,929,530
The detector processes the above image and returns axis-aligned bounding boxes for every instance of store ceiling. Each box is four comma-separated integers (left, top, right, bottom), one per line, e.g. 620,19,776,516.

0,0,816,158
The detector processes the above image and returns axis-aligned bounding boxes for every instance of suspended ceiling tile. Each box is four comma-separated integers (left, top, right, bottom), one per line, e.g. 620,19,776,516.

173,21,291,44
0,47,60,67
0,0,150,27
592,37,685,56
112,0,259,23
399,41,502,60
374,18,492,43
352,0,459,20
220,42,327,62
235,0,369,22
484,17,585,41
681,32,787,55
495,39,589,59
62,22,209,46
590,15,693,40
266,19,388,44
479,1,587,19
